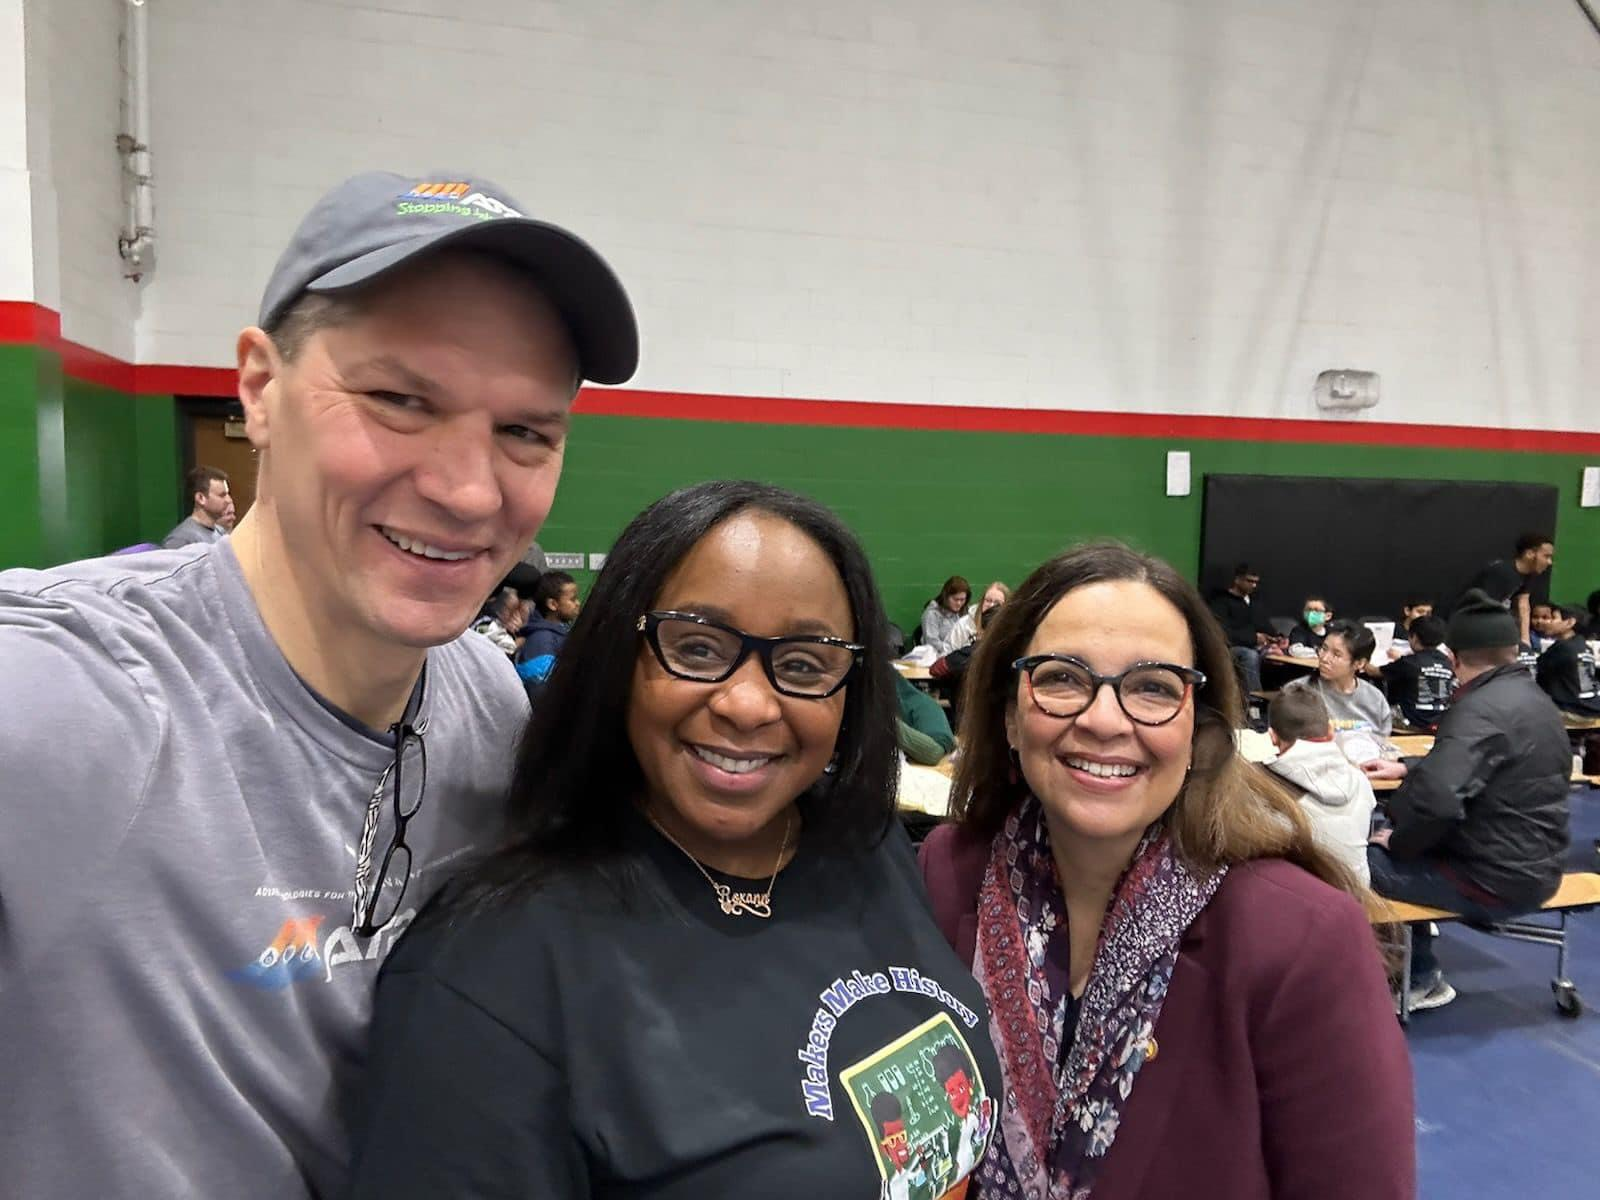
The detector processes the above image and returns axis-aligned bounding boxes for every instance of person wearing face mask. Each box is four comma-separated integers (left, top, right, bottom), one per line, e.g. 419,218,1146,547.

917,542,1412,1199
350,482,999,1199
1286,595,1333,656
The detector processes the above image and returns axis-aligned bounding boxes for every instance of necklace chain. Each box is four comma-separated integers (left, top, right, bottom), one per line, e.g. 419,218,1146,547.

649,811,794,918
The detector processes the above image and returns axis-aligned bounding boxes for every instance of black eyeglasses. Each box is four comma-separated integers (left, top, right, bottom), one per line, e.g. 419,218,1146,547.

352,716,428,937
637,611,864,699
1013,655,1205,726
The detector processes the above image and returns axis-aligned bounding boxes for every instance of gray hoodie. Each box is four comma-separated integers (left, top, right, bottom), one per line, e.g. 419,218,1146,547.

1267,738,1377,885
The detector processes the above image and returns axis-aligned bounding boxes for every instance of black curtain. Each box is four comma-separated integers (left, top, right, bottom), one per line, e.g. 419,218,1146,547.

1200,475,1557,623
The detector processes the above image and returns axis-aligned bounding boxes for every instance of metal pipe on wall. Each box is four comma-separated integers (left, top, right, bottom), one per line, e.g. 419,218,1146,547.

118,0,154,280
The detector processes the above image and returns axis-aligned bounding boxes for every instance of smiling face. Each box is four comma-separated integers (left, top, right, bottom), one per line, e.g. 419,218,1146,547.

1005,580,1195,856
626,511,852,863
237,252,579,654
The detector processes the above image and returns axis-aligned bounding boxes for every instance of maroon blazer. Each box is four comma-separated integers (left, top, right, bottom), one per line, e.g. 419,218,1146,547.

919,825,1416,1200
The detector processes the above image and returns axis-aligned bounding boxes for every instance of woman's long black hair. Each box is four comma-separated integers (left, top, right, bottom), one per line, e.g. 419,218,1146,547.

446,480,901,911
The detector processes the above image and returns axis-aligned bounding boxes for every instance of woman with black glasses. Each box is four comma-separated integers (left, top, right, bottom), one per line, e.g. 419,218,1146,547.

349,481,998,1199
919,542,1413,1199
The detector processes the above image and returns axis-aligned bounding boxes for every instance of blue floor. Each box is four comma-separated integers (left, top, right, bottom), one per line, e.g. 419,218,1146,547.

1410,784,1600,1199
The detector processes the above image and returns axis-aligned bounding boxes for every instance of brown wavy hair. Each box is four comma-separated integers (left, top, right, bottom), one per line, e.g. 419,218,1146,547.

952,542,1374,906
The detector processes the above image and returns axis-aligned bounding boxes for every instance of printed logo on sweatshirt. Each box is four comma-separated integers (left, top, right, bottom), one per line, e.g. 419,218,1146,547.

228,908,415,991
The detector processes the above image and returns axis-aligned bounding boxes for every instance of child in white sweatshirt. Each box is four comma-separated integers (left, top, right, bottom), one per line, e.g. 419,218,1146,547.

1266,689,1378,886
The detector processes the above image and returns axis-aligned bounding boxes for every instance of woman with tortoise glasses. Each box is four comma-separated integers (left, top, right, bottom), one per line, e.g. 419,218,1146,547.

918,542,1413,1199
351,481,999,1199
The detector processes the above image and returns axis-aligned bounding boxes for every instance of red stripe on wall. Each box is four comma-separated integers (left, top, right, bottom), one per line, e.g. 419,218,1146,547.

6,301,1600,453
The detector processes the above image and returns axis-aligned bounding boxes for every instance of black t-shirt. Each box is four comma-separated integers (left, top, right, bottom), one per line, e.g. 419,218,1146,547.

1459,560,1526,609
349,815,1000,1199
1536,636,1600,716
1381,648,1455,729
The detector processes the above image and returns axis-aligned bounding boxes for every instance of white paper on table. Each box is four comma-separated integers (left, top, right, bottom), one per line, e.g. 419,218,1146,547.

897,761,955,817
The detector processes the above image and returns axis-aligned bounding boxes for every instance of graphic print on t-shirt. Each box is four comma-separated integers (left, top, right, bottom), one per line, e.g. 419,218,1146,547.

841,1013,993,1200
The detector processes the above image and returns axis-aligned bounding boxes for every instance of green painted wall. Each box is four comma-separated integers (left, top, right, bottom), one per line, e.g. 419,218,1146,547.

0,344,180,569
539,414,1600,634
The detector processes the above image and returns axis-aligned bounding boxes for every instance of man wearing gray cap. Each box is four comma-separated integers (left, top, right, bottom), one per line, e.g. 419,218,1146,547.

0,172,637,1198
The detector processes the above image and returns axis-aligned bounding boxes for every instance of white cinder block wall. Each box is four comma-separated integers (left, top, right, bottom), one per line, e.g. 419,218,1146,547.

13,0,139,360
29,0,1600,430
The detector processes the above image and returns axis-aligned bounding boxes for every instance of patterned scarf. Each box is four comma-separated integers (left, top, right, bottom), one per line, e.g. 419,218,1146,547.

972,796,1224,1199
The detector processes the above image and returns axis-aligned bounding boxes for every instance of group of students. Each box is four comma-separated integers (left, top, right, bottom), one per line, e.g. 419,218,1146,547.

471,569,582,690
3,164,1584,1199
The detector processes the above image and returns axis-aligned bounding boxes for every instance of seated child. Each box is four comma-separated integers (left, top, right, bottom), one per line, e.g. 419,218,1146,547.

1380,614,1455,731
1266,689,1377,886
1529,601,1558,654
1284,618,1393,736
1535,604,1600,717
1286,595,1333,655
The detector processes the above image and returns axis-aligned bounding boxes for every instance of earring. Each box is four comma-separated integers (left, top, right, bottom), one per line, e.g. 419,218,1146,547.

823,755,839,776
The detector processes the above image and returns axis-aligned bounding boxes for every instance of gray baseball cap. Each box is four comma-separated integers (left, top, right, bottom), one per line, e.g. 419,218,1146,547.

257,171,638,385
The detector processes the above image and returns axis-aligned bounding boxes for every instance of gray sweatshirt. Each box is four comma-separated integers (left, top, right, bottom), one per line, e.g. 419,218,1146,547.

161,513,227,548
0,540,527,1199
1284,674,1394,737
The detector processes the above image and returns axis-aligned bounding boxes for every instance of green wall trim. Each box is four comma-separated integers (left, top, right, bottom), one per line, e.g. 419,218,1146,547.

0,344,179,569
539,414,1600,633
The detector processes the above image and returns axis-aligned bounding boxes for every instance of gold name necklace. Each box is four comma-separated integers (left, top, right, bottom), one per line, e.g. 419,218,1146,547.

648,811,794,918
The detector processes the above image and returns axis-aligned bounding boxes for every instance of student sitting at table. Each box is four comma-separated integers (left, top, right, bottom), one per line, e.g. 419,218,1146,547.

895,672,957,765
1528,601,1559,654
1284,619,1392,736
919,576,976,656
1286,595,1333,656
1535,604,1600,718
1386,597,1434,661
1380,615,1454,732
1265,690,1377,886
1364,591,1571,1012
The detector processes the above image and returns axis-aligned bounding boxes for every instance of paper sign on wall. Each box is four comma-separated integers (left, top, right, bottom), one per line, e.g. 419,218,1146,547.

1581,466,1600,509
1166,451,1191,497
544,552,585,569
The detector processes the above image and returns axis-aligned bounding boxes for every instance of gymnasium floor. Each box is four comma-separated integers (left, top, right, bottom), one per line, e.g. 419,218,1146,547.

1410,784,1600,1198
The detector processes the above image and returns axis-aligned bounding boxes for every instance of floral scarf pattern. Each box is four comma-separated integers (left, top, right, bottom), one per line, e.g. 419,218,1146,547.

972,796,1224,1199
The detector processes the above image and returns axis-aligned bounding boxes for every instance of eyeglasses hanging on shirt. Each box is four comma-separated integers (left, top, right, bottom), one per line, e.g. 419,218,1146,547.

352,714,429,937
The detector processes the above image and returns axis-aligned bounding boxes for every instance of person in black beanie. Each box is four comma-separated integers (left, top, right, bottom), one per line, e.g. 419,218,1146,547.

1362,589,1571,1012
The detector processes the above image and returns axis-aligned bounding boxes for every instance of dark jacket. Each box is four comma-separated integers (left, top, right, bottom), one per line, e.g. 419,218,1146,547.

918,828,1415,1200
1208,590,1268,649
1535,635,1600,717
1386,663,1571,909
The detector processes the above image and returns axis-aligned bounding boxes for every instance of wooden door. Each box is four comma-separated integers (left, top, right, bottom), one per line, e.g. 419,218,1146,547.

189,416,259,519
